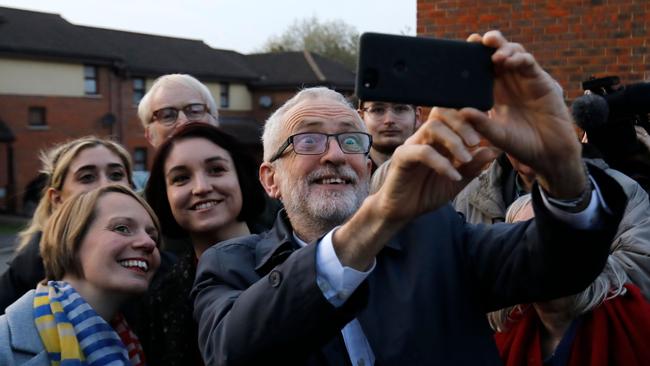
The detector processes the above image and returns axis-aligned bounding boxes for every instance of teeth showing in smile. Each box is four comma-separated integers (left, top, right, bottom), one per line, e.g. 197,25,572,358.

118,259,149,272
192,200,219,210
320,178,346,184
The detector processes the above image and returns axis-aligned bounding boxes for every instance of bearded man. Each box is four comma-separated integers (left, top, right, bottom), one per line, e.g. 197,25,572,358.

192,31,626,365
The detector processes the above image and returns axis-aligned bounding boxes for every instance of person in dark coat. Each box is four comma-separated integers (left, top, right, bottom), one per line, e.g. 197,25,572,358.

192,31,627,365
139,123,267,366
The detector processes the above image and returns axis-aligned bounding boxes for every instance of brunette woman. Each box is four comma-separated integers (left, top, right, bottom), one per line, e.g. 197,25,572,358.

141,123,266,366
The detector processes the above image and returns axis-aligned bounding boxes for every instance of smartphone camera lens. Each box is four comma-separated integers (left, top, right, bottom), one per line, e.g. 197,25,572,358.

393,60,408,74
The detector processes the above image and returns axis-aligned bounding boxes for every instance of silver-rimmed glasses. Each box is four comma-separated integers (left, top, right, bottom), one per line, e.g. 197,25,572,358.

151,103,210,126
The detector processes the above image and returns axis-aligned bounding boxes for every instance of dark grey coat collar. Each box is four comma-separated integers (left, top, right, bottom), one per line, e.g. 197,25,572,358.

254,208,403,275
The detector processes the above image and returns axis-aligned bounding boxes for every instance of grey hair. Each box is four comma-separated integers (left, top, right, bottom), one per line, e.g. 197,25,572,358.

487,194,629,332
488,256,629,332
504,194,534,223
137,73,219,129
261,87,365,162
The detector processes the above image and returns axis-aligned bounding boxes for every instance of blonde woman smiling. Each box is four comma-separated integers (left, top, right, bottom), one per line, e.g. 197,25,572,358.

0,185,161,365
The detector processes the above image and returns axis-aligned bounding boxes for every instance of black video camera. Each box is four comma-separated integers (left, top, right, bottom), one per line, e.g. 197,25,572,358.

572,75,650,192
573,76,650,156
581,76,650,130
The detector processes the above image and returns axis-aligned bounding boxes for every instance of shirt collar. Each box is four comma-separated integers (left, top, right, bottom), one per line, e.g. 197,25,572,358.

293,232,308,248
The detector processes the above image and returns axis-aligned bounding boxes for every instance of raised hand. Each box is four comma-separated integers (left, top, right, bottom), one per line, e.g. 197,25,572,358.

462,30,587,198
372,107,498,222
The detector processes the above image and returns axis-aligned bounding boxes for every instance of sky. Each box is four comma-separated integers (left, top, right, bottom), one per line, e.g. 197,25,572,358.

0,0,416,54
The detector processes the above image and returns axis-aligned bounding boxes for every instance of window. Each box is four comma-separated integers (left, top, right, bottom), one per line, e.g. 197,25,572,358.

84,65,98,95
133,77,145,105
133,147,148,172
28,107,47,127
220,82,229,108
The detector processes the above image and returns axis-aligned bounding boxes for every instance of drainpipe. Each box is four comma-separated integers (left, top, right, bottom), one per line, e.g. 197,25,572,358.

6,142,16,213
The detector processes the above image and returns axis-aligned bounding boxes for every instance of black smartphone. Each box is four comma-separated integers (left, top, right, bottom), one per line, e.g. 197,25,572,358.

356,32,495,110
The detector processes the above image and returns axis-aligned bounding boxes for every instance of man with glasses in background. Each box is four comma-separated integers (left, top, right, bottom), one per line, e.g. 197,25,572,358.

132,74,219,190
138,73,219,148
191,31,628,366
358,100,421,171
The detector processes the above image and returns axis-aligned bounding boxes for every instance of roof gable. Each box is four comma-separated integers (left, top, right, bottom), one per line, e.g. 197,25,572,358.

0,6,257,80
246,51,354,90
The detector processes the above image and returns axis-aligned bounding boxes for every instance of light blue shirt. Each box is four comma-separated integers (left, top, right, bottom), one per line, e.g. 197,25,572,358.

293,232,376,366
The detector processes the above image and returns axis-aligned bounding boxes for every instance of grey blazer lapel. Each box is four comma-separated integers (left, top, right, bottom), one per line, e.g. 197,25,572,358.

7,290,45,357
21,352,49,366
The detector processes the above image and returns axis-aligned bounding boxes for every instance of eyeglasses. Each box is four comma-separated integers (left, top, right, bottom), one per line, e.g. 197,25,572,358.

269,132,372,162
151,103,210,126
360,103,414,119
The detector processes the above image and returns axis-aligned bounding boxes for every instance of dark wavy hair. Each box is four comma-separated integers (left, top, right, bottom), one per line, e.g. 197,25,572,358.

145,123,265,239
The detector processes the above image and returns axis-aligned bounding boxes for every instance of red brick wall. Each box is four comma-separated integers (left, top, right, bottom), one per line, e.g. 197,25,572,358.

0,67,352,213
0,74,315,213
0,98,110,213
115,75,152,169
417,0,649,99
0,66,150,213
0,142,11,210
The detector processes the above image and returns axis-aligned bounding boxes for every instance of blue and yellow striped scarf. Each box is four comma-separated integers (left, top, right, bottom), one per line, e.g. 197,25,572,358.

33,281,143,366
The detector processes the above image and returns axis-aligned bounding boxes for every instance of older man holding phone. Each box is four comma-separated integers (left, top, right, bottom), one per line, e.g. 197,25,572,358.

192,31,627,365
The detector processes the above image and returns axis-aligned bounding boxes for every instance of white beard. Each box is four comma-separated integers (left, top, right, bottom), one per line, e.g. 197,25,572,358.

279,164,369,234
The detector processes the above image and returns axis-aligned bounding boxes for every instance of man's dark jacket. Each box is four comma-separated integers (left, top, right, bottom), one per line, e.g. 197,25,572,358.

192,166,626,366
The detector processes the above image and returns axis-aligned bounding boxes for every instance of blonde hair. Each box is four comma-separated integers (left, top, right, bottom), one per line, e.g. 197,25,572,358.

16,137,134,251
504,194,534,223
137,73,219,129
41,184,160,280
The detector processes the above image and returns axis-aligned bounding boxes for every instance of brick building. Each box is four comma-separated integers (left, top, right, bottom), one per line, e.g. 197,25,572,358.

0,6,354,214
417,0,649,99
